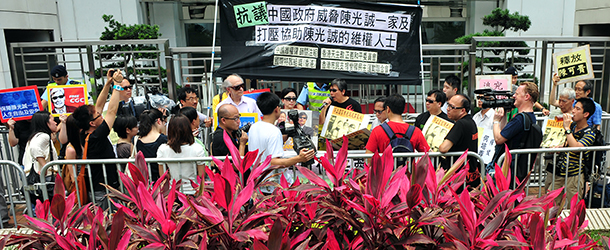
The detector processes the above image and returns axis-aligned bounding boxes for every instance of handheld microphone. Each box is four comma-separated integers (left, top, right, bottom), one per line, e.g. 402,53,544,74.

318,97,333,111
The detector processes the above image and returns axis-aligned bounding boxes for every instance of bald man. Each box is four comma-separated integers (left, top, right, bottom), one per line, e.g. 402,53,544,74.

211,104,248,157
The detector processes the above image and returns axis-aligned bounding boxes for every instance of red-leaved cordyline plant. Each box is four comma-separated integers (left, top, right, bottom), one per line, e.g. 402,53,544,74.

1,134,603,249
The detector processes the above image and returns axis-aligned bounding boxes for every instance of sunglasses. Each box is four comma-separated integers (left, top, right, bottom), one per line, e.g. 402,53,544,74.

447,104,464,110
123,85,133,90
283,97,297,101
425,99,435,103
223,116,240,121
90,112,102,121
373,109,384,114
231,84,245,91
329,88,338,92
52,95,65,101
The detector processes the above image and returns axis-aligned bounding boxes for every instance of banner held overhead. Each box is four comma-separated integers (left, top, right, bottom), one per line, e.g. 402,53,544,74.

216,0,423,85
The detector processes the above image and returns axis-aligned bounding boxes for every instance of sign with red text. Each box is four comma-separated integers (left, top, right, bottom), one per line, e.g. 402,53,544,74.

0,86,42,123
475,75,511,91
46,84,88,117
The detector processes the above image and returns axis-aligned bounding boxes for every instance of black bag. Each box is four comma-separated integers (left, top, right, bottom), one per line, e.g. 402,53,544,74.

584,178,610,208
514,113,543,181
380,123,415,167
583,127,607,182
25,137,55,202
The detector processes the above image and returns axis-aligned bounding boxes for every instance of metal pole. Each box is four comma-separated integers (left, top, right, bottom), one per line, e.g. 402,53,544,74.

208,0,220,106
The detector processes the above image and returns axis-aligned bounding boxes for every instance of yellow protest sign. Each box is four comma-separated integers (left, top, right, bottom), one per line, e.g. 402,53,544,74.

552,45,594,84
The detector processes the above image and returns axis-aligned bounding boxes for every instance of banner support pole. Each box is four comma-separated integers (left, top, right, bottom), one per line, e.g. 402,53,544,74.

418,5,425,114
207,0,220,109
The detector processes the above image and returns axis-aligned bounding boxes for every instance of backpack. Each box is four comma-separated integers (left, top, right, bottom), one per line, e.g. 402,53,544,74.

380,123,415,167
514,113,543,181
583,127,607,182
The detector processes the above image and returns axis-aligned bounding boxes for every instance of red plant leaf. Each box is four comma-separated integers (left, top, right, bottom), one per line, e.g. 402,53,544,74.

457,189,476,233
62,192,76,222
127,162,145,187
326,230,341,250
212,173,232,210
494,163,509,192
529,214,545,250
211,156,225,172
53,173,65,198
50,193,65,221
135,151,150,185
232,181,254,220
223,130,243,168
235,229,269,241
108,207,126,250
320,155,338,185
129,224,163,243
253,239,270,250
325,138,335,165
241,212,274,226
137,183,167,229
24,215,55,234
479,210,507,239
305,203,318,220
363,194,380,208
381,172,404,209
411,153,430,188
247,150,269,184
553,239,577,248
268,218,283,250
221,157,237,192
297,167,329,189
280,173,289,189
334,136,349,181
406,184,423,208
290,229,312,249
142,243,165,249
344,198,368,215
241,150,258,177
34,199,49,221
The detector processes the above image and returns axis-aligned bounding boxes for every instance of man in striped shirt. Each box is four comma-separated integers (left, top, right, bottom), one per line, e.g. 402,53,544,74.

545,98,596,207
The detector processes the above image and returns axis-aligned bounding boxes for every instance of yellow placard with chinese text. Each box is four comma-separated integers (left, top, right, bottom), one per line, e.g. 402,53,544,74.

552,45,594,84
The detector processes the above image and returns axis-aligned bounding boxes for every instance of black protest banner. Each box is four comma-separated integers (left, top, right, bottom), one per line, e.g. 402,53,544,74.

216,0,423,85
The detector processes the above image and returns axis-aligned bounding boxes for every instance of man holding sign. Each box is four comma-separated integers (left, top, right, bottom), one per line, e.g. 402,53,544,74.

549,73,601,129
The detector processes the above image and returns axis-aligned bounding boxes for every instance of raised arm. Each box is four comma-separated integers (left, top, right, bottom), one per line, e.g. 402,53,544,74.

548,73,561,108
103,70,124,129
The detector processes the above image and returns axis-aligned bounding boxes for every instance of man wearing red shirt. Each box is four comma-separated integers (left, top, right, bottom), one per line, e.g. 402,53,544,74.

366,94,430,155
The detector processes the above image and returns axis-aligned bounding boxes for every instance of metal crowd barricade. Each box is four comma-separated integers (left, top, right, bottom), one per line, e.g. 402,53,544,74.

0,160,33,228
40,157,216,209
496,146,610,208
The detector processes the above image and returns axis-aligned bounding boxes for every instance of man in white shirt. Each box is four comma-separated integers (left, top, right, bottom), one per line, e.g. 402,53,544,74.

248,92,314,166
473,94,496,131
216,74,261,117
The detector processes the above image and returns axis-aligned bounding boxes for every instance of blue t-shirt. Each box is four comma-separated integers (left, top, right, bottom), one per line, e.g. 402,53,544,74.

500,112,536,150
573,98,602,127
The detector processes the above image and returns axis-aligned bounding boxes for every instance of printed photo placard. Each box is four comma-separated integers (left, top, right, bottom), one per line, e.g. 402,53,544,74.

46,84,88,117
0,86,42,122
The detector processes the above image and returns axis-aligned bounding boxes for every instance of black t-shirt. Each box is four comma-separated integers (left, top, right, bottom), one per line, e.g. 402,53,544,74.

211,126,239,158
414,111,451,131
81,120,119,191
13,120,32,165
444,114,480,183
325,97,362,117
136,134,168,181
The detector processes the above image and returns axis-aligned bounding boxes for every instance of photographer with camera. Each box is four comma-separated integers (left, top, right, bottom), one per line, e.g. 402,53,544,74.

249,92,315,169
492,82,542,183
211,104,248,157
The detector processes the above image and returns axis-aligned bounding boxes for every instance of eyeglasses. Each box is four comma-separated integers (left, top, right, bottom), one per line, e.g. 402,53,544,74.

90,112,102,121
447,104,464,110
283,97,297,101
425,99,435,104
299,116,307,120
223,116,241,121
231,84,245,91
52,95,65,101
123,85,133,90
329,88,338,92
186,97,198,102
373,109,384,114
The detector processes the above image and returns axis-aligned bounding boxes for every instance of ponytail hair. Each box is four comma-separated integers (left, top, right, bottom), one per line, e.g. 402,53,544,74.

138,109,164,137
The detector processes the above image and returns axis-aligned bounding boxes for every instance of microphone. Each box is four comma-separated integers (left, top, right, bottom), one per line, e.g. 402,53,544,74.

318,97,333,111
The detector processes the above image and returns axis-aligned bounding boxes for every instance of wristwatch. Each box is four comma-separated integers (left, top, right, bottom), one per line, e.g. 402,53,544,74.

565,129,572,135
113,85,124,91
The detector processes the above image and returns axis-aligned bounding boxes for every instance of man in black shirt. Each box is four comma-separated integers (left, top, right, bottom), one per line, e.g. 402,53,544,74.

439,94,480,187
319,79,362,125
211,104,247,158
415,89,451,130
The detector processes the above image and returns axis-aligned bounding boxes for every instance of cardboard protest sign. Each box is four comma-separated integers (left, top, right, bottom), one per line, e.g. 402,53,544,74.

217,0,423,84
0,86,42,122
475,75,512,91
46,84,88,117
553,45,594,84
320,106,370,140
421,115,453,152
477,127,496,164
541,117,566,148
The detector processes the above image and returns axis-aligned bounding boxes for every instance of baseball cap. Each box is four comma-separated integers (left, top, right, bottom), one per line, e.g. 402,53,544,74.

504,66,518,76
50,65,68,78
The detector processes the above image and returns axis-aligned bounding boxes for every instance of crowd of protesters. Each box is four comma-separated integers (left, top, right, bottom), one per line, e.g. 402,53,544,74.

1,64,606,217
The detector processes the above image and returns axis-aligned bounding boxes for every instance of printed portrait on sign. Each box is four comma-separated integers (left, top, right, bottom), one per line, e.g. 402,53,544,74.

47,84,88,116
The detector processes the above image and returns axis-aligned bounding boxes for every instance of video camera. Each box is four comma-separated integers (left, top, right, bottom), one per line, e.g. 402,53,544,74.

278,110,317,166
474,88,515,109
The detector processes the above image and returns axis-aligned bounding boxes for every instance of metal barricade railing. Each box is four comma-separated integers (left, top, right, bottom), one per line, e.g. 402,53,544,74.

496,146,610,208
0,160,33,228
